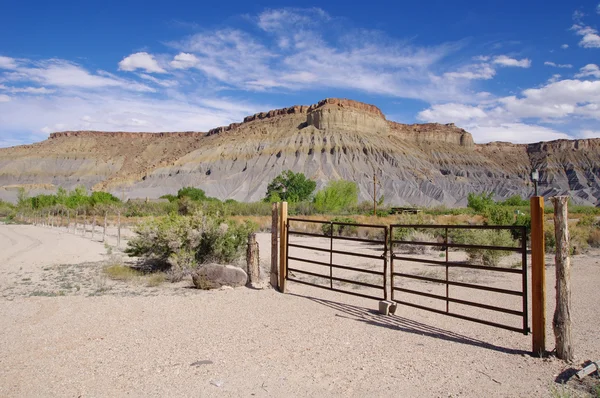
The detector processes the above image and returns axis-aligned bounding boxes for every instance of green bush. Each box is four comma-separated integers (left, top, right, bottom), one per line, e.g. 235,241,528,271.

321,217,358,236
467,192,495,212
125,212,256,280
313,180,358,214
498,195,529,207
451,228,516,266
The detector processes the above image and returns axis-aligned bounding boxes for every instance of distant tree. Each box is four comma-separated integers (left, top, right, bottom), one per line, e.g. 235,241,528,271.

264,171,316,203
65,185,90,209
89,191,120,206
498,195,528,207
177,187,208,202
313,180,359,213
467,192,495,213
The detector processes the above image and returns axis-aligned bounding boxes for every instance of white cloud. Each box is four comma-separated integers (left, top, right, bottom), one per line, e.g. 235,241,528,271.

544,61,572,68
468,123,569,144
443,63,495,80
0,56,17,70
0,94,10,102
166,9,467,102
571,24,600,48
3,59,153,91
118,52,166,73
580,129,600,138
493,55,531,68
257,7,329,32
548,74,562,83
3,86,54,94
170,52,200,69
561,44,569,49
417,103,487,123
575,64,600,79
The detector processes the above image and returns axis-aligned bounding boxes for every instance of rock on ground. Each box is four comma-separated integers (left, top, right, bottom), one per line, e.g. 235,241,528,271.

191,264,247,290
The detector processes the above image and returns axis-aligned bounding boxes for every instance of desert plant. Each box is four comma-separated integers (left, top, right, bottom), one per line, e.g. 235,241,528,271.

451,228,516,266
321,216,358,236
125,212,256,280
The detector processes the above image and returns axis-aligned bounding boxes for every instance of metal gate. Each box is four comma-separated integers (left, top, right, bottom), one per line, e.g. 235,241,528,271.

286,218,388,301
390,224,529,334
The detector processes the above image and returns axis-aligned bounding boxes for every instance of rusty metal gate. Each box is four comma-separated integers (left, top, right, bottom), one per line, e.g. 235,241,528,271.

286,218,388,301
390,224,529,334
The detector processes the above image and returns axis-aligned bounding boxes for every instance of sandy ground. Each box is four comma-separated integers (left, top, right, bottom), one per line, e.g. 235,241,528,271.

0,223,599,397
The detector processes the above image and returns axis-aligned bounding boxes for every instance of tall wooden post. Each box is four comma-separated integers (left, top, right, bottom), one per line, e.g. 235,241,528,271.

531,196,546,355
278,202,288,293
247,233,260,286
83,210,87,236
103,212,107,243
270,202,279,289
551,196,573,361
117,211,121,248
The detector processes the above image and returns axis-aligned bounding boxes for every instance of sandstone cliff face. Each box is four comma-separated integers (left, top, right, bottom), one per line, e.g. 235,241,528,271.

1,98,599,206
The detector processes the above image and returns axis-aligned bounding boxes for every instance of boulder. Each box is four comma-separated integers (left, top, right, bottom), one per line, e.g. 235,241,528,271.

191,264,247,290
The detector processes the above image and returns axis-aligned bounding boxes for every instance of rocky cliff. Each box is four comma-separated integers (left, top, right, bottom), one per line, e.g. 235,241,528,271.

1,98,599,206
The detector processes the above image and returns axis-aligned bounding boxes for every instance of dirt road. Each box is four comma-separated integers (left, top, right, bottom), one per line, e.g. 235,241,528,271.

1,224,598,397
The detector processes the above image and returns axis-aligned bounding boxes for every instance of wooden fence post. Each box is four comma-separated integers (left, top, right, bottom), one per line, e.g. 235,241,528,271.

83,210,87,237
103,212,107,243
531,196,546,355
551,196,573,361
270,202,279,289
92,216,96,240
278,202,288,293
117,211,121,248
247,233,260,286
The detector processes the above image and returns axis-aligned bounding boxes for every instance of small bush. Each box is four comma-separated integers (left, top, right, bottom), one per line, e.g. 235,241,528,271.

587,228,600,248
125,212,256,280
321,217,358,236
451,229,516,266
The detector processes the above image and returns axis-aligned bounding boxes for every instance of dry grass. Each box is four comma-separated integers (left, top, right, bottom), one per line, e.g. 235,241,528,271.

104,264,142,281
103,263,166,287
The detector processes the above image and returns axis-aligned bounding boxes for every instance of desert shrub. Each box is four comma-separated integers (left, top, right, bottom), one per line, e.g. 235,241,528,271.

313,180,358,214
125,212,256,280
544,223,556,253
404,230,436,254
576,214,597,227
569,225,590,255
484,206,514,225
124,201,176,217
451,228,516,266
0,199,14,218
587,228,600,248
321,216,358,236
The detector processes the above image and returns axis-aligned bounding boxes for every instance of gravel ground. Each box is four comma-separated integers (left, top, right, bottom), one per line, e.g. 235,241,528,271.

0,224,599,397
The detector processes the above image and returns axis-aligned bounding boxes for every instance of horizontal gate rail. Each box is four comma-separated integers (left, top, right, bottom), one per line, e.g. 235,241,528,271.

390,224,529,335
287,256,385,276
286,218,388,301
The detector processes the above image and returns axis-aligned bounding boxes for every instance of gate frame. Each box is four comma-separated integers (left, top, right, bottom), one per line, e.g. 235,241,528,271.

285,217,389,301
389,224,529,335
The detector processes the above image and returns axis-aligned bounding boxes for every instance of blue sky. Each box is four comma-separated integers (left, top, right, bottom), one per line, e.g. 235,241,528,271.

1,0,599,147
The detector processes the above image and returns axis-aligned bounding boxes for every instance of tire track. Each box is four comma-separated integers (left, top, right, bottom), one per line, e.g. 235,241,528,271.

1,226,43,264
